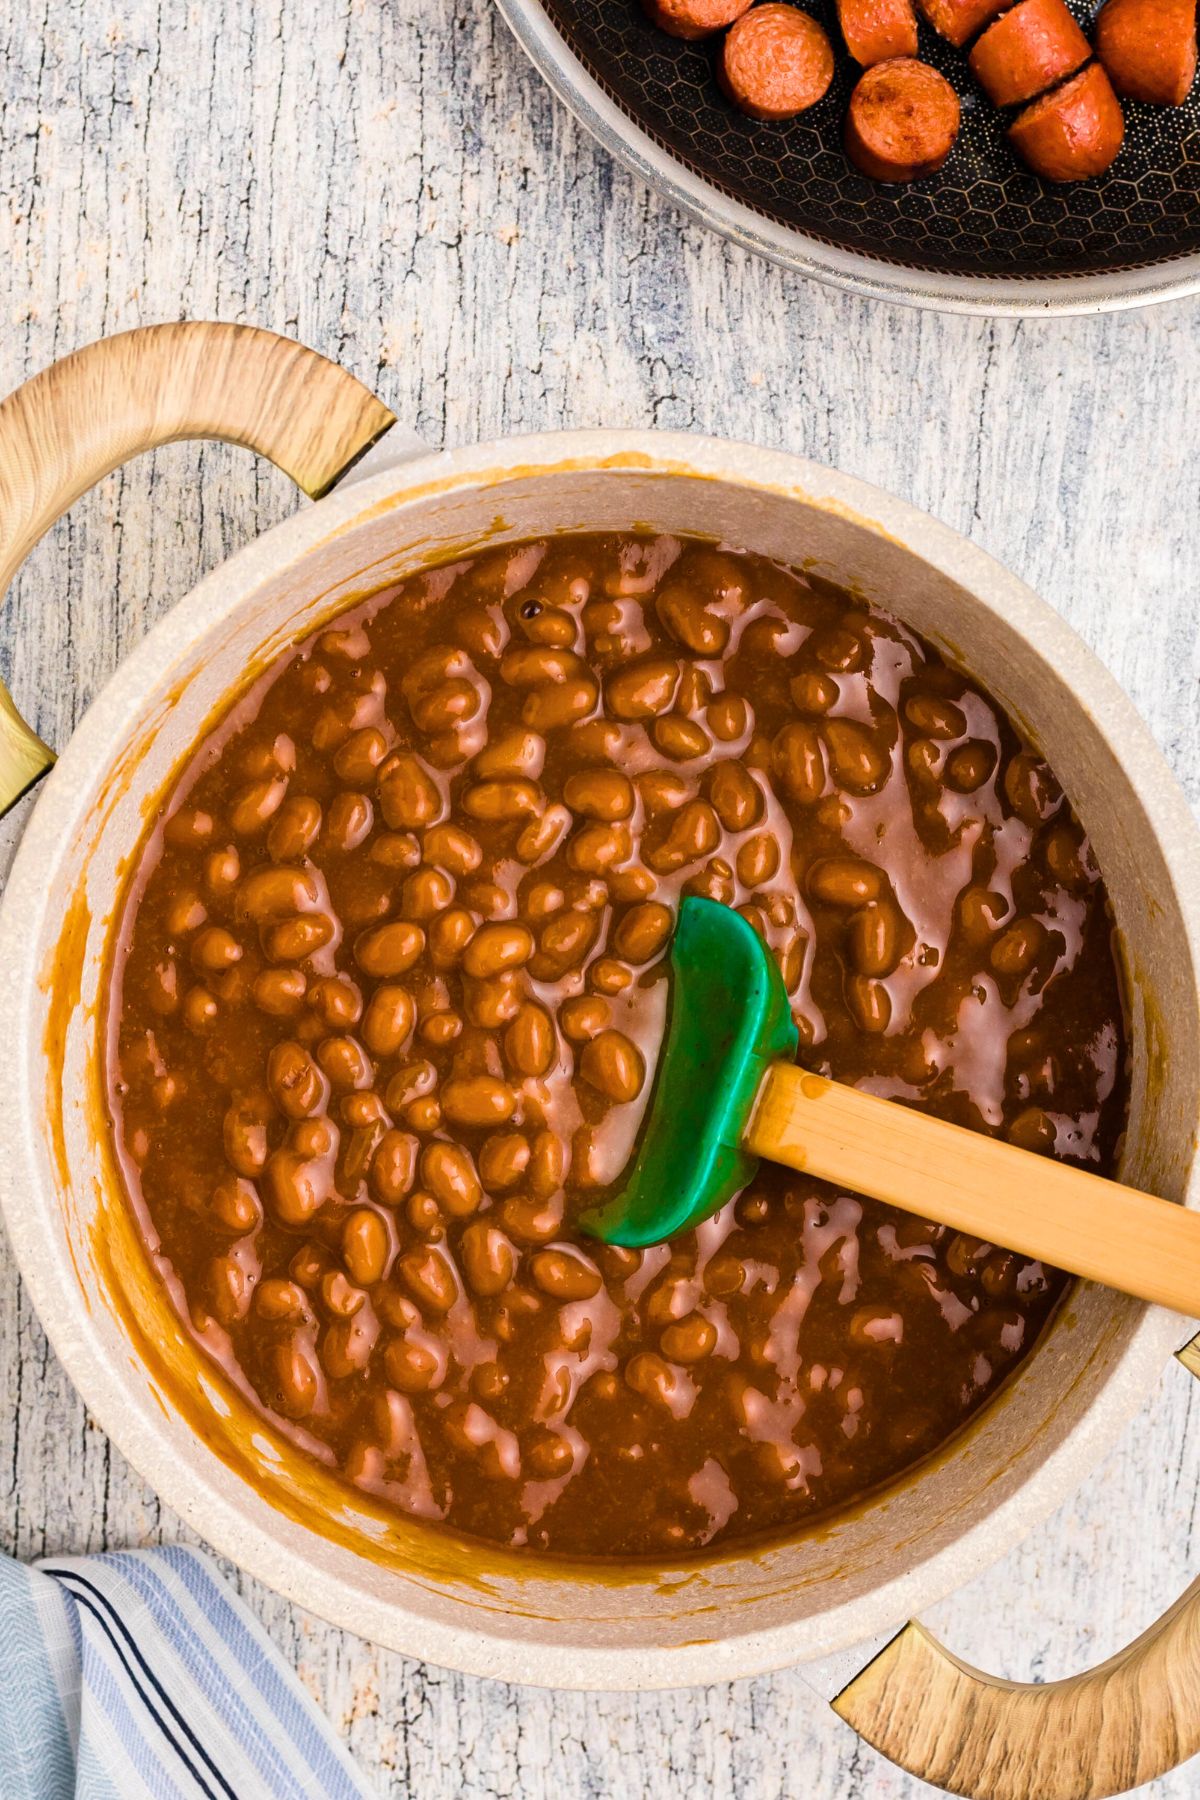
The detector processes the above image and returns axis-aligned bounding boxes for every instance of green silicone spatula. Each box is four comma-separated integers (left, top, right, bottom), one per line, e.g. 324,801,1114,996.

579,896,1200,1318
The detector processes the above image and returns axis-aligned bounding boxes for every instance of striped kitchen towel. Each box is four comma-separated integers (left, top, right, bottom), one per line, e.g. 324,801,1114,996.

0,1544,376,1800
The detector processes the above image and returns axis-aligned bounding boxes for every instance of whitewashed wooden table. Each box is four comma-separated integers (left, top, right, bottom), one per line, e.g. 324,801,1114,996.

2,1,1199,1794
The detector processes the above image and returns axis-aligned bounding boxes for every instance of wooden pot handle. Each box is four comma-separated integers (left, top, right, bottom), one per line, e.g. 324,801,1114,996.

833,1331,1200,1799
0,320,396,813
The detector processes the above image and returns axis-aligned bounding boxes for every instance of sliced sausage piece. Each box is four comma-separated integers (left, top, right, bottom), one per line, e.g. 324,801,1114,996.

719,4,836,119
1095,0,1197,105
1009,62,1125,179
641,0,754,38
844,57,962,180
916,0,1008,47
836,0,920,64
968,0,1090,105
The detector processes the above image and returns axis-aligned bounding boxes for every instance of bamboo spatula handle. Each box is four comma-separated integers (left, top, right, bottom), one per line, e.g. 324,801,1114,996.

745,1063,1200,1318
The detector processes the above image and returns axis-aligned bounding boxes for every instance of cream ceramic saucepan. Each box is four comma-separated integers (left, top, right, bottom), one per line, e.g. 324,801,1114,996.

1,322,1199,1800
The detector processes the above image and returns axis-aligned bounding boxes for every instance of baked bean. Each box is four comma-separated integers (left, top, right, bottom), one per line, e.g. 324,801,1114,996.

378,752,443,830
531,1248,602,1301
809,857,883,908
205,847,241,897
267,796,322,862
479,1132,530,1190
230,776,287,836
463,972,523,1028
420,1011,462,1049
523,678,598,732
252,967,307,1017
501,645,588,688
360,985,415,1057
421,1141,482,1217
270,1339,320,1418
1004,752,1062,826
424,823,483,876
267,1042,328,1118
165,806,214,847
474,728,546,781
355,921,425,978
825,720,889,794
563,769,634,821
559,996,610,1042
224,1098,270,1176
657,583,730,655
608,865,657,904
625,1352,692,1416
904,694,967,739
370,1129,420,1203
773,721,826,805
398,1245,458,1313
580,1030,644,1103
316,1034,374,1091
441,1076,516,1128
505,1002,556,1078
646,799,720,873
590,957,633,994
704,1255,745,1297
613,900,673,964
529,909,598,980
706,692,750,742
256,1278,308,1322
166,892,206,936
945,740,998,793
570,718,624,761
263,913,335,963
462,779,543,822
402,866,455,920
334,726,390,786
736,832,780,887
653,714,711,761
425,908,473,971
960,885,1009,940
848,901,901,977
500,1193,564,1245
516,804,571,863
264,1150,327,1227
237,865,320,921
991,916,1045,977
309,976,363,1029
707,760,764,832
789,671,839,714
210,1175,261,1234
848,974,892,1033
661,1314,717,1362
606,658,680,720
385,1335,447,1393
463,922,534,979
567,822,631,875
322,1268,367,1320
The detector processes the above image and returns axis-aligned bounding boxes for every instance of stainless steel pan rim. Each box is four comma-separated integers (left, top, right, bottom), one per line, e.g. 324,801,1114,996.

497,0,1200,316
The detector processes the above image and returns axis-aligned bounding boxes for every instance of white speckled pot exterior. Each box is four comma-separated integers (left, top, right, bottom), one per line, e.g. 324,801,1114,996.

1,431,1197,1690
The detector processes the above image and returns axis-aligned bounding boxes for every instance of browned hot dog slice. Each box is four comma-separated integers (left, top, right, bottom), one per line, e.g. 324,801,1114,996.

719,4,836,119
916,0,1008,48
1009,61,1125,179
641,0,754,38
844,57,961,179
969,0,1090,105
836,0,920,64
1095,0,1198,104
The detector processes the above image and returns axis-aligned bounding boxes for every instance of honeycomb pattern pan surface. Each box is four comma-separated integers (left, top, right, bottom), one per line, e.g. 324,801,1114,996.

499,0,1200,311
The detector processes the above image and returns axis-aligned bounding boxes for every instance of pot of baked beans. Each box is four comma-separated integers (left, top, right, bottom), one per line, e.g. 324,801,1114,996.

1,323,1198,1798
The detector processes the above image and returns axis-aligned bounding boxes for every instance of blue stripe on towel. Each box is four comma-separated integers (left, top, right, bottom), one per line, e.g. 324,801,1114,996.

0,1546,376,1800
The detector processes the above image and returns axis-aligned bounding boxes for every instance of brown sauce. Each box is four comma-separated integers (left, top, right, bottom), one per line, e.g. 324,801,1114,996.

104,533,1127,1557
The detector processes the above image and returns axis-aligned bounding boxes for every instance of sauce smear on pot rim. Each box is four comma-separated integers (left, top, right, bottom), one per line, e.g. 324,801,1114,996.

103,532,1128,1559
